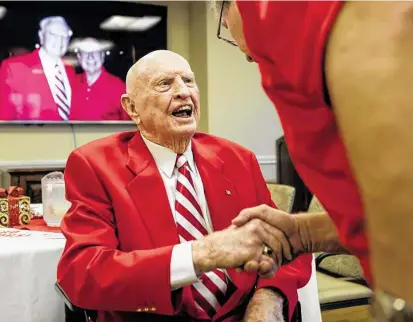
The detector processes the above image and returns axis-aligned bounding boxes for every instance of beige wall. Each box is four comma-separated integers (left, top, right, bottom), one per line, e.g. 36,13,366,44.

205,8,282,157
188,2,209,132
0,1,282,179
195,2,281,179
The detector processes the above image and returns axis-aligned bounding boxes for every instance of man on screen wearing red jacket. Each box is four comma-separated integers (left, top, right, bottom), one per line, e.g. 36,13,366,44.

70,37,130,121
0,16,76,121
57,50,313,322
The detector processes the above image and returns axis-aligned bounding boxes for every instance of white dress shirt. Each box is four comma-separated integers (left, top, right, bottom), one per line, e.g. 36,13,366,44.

141,134,213,289
38,48,72,107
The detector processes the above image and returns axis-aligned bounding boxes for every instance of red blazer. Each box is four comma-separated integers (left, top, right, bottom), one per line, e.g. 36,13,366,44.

70,68,130,121
57,131,312,322
0,49,76,121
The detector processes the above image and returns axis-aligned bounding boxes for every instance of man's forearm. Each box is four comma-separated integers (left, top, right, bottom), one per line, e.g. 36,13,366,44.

244,288,285,322
325,1,413,304
192,239,214,276
295,212,349,255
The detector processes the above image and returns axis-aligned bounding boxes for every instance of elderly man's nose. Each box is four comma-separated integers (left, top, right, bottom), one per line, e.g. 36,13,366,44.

173,83,190,99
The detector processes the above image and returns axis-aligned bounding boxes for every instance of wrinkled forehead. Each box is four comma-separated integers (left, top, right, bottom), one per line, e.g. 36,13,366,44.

43,22,71,37
144,59,194,82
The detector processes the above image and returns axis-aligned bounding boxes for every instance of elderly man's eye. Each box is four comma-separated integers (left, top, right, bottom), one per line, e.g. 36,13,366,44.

159,80,172,86
184,77,194,84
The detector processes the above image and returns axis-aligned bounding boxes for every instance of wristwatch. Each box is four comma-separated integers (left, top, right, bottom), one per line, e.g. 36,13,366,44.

373,290,413,322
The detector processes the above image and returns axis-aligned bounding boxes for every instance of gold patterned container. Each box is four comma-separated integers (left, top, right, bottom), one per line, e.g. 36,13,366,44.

0,190,8,228
0,187,31,228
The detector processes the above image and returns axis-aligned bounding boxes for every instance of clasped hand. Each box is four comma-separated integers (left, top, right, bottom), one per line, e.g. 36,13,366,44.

193,205,302,278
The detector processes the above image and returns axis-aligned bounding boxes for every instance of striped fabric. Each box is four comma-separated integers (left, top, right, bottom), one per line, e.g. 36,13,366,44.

175,154,229,319
54,64,70,120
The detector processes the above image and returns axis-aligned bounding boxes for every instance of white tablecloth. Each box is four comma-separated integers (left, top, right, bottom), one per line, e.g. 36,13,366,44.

0,229,66,322
0,228,321,322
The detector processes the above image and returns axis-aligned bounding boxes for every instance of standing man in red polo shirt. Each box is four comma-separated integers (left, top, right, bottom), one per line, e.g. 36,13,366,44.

70,38,130,121
216,1,413,319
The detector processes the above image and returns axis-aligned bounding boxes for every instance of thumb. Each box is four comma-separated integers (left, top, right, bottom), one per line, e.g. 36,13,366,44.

231,208,254,226
232,205,269,226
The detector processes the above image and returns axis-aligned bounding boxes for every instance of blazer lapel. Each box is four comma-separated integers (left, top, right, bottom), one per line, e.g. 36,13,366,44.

192,140,238,233
126,133,179,248
192,138,257,290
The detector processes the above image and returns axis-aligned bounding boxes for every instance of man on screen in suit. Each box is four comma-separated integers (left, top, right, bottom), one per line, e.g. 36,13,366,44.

0,16,76,121
70,38,130,121
57,50,313,322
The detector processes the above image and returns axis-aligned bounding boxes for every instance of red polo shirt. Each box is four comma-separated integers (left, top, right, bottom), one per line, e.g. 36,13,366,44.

70,68,130,121
236,1,371,283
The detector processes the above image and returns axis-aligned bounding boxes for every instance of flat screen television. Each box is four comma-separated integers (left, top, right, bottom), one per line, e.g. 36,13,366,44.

0,1,167,124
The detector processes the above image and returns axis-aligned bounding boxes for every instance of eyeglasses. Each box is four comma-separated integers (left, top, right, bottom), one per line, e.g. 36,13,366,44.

79,51,102,60
217,1,237,47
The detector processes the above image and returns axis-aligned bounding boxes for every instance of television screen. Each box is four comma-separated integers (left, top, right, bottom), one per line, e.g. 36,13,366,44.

0,1,167,124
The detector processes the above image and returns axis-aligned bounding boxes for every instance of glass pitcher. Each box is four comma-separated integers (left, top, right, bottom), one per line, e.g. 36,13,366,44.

41,171,71,227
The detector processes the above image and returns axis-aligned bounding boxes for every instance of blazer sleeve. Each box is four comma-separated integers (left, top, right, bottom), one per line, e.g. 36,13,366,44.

57,150,180,315
249,152,313,322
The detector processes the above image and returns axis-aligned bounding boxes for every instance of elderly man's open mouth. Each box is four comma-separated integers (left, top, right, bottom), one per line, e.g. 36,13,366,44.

172,105,193,118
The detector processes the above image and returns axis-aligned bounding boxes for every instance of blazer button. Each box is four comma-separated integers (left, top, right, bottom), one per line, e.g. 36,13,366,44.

151,307,156,311
136,308,142,312
144,307,149,312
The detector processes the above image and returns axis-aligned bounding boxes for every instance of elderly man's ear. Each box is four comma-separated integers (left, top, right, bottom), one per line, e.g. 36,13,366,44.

38,31,44,45
121,94,140,124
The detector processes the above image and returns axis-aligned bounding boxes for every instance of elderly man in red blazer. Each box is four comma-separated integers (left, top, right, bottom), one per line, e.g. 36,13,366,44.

57,50,313,322
0,16,76,121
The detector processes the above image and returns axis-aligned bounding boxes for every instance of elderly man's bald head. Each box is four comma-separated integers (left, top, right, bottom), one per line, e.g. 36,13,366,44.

120,50,200,153
125,50,192,95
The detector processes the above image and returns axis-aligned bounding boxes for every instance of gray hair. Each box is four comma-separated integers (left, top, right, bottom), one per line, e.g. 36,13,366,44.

39,16,73,37
209,0,230,16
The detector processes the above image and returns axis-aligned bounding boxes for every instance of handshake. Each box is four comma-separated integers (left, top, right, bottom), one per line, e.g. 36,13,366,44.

191,205,310,278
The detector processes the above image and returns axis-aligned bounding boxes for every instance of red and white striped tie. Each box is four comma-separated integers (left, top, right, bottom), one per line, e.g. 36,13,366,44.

54,64,70,121
175,154,229,319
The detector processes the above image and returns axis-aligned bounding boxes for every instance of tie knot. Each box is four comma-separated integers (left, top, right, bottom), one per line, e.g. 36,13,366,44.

176,154,188,169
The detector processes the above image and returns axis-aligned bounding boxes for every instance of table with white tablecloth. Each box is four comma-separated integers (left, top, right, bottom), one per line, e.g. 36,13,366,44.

0,229,66,322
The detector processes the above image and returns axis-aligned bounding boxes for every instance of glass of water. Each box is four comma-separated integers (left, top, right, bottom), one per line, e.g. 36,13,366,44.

41,171,71,227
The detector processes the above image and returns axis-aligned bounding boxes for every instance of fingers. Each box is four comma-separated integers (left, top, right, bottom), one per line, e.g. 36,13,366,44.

232,205,292,233
235,205,294,262
232,204,271,226
247,218,292,265
237,257,277,277
261,221,293,261
237,218,290,269
243,260,260,273
258,255,278,278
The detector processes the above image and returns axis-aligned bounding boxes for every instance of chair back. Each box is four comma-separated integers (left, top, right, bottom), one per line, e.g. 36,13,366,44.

308,196,365,280
266,183,296,213
307,196,325,212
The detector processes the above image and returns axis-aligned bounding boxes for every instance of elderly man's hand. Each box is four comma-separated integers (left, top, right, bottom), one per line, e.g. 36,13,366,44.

233,205,349,259
232,205,306,262
192,218,293,277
